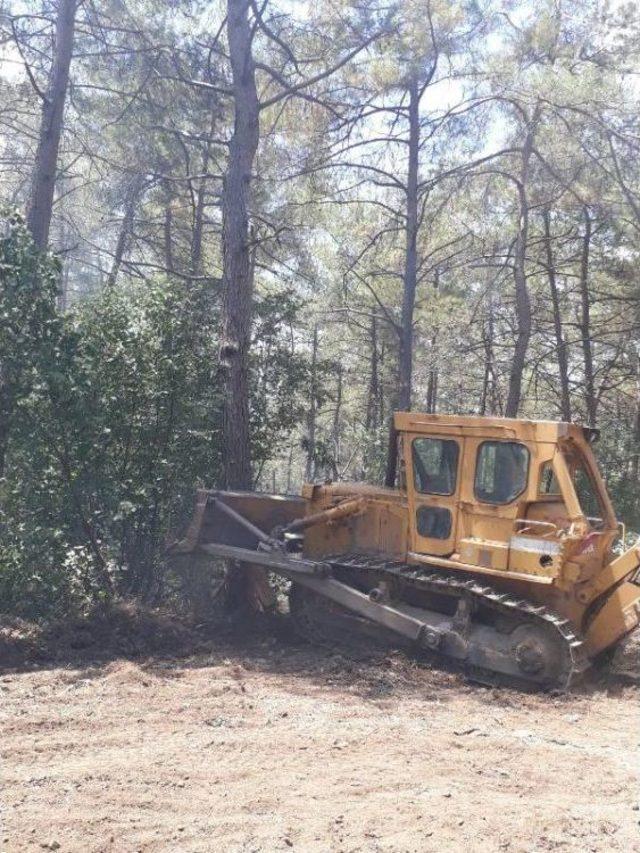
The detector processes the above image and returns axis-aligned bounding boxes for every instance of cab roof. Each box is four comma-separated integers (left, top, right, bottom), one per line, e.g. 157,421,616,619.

393,412,596,444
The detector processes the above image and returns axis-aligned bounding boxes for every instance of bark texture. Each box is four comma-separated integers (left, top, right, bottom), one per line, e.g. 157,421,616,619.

107,176,144,288
425,270,440,414
26,0,77,249
579,207,597,425
505,112,538,418
398,80,420,413
305,324,319,482
366,314,380,430
542,208,572,422
220,0,260,490
385,80,420,487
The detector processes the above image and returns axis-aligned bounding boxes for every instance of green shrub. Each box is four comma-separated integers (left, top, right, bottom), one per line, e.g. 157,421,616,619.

0,213,313,618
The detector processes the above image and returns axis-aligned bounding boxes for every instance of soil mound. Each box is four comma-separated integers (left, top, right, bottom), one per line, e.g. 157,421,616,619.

609,626,640,683
0,601,202,670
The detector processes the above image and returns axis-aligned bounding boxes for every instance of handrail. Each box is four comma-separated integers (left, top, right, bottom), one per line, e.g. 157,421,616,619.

514,518,558,530
514,518,558,538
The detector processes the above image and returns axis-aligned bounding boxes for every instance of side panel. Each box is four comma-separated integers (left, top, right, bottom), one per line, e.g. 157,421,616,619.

301,484,409,560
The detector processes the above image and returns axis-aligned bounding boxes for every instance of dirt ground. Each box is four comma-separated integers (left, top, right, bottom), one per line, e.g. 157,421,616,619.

1,619,639,853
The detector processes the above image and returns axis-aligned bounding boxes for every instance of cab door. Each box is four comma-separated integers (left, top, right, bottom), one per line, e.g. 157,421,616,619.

458,436,533,573
405,433,463,557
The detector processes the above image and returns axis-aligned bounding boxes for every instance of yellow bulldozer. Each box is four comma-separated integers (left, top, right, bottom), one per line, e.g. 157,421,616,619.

172,413,640,690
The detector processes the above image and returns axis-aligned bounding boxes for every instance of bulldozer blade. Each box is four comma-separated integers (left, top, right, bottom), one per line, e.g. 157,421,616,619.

585,578,640,656
171,489,306,553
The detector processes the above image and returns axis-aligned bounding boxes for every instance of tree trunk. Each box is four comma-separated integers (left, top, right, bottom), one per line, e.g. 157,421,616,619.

58,211,70,309
505,113,538,418
385,80,420,486
366,313,379,430
285,443,294,493
479,288,498,416
398,80,420,412
220,0,260,491
163,196,175,274
630,354,640,482
191,137,213,276
107,176,144,288
191,180,206,277
305,324,318,482
426,269,440,414
26,0,77,249
219,0,273,613
542,208,572,421
578,207,597,425
479,323,491,416
426,358,438,414
331,362,343,478
378,339,386,427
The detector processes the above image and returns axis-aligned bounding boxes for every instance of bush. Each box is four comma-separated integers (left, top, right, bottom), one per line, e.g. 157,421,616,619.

0,213,313,618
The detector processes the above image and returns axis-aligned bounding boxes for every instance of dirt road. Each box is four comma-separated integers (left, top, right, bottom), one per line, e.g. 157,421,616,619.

1,630,639,853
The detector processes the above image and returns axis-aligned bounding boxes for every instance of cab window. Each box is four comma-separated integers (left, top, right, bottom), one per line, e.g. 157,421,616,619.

475,441,529,504
412,438,459,495
539,462,561,496
416,505,452,539
573,466,602,519
563,447,605,522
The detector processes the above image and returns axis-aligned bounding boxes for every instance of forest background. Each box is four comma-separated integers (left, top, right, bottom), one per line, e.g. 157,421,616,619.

1,0,639,619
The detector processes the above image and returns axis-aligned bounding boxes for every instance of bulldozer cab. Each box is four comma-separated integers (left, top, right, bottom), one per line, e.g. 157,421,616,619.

395,413,619,584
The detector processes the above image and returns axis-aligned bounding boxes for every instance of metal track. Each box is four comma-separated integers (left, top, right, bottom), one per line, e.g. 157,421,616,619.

298,552,589,691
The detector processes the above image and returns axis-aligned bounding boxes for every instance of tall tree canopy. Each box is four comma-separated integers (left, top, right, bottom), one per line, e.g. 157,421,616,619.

1,0,640,613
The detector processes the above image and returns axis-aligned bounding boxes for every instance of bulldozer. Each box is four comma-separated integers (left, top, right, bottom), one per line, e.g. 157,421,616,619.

171,413,640,690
